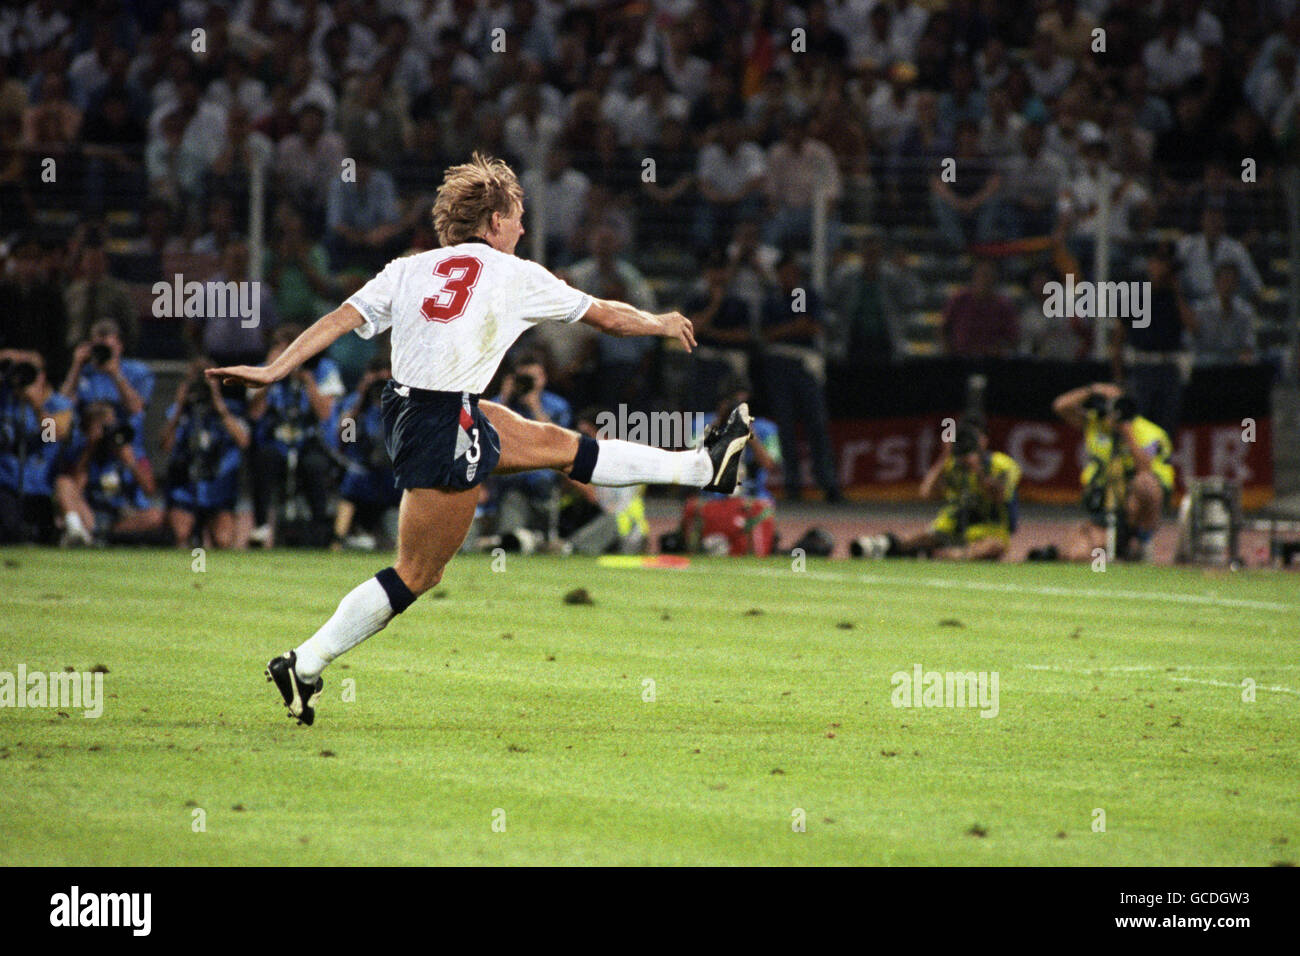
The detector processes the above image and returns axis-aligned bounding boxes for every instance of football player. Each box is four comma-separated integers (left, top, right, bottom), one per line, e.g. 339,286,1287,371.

209,153,753,725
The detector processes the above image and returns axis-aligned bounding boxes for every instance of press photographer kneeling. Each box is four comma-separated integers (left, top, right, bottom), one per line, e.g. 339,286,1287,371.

1043,383,1174,563
0,350,74,544
55,402,166,546
161,358,250,548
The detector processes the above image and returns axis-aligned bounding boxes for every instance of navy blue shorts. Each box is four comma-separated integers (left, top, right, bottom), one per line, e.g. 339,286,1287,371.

380,381,500,491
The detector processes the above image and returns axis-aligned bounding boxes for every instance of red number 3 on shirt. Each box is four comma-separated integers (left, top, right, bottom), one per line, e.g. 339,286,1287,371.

420,255,482,323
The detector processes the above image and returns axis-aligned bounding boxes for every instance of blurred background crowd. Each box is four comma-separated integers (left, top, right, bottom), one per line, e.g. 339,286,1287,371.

0,0,1297,551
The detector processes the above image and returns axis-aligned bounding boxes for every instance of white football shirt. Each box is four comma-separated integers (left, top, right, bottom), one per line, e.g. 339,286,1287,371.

346,241,593,394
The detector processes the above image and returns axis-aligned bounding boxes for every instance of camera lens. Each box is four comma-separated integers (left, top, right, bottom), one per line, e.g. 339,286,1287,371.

10,362,38,389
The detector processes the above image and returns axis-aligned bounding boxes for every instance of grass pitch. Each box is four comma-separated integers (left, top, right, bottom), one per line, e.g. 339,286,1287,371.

1,547,1297,866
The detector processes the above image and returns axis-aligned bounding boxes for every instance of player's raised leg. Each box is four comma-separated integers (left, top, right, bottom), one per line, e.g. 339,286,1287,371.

480,399,752,493
267,486,477,725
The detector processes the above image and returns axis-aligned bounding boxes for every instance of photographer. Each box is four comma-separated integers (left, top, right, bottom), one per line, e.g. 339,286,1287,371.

852,416,1021,561
328,358,400,550
160,358,250,549
0,350,74,543
61,319,153,465
1047,383,1174,562
247,325,344,546
55,402,164,546
488,351,572,549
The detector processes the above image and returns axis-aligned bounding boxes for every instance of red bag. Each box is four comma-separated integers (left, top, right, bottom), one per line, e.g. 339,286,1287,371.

682,496,776,557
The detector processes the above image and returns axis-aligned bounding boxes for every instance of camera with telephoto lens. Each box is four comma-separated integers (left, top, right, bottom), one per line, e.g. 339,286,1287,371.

1083,392,1136,423
953,423,980,458
106,422,135,449
184,371,214,413
0,357,39,391
1082,392,1109,416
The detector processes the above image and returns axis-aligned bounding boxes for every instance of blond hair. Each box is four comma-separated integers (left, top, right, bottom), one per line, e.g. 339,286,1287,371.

431,152,524,246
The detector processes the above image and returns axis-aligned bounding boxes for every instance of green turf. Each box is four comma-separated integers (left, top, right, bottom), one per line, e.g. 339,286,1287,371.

1,547,1296,866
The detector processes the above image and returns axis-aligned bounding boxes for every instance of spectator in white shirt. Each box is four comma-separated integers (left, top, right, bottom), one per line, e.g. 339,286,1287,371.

882,0,930,64
695,118,767,251
661,21,710,103
763,115,843,252
1025,29,1076,102
1191,263,1258,365
620,69,690,150
850,4,902,71
1142,15,1203,95
286,52,337,127
1176,205,1263,302
1057,124,1153,265
867,61,920,154
502,84,561,173
276,104,346,211
1043,90,1089,176
1001,121,1068,237
1177,0,1225,48
207,53,267,119
20,0,71,54
1249,46,1299,125
67,24,114,110
520,147,591,267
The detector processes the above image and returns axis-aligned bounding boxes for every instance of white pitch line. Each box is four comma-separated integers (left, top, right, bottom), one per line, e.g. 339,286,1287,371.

1170,676,1300,696
702,565,1298,613
1022,664,1300,695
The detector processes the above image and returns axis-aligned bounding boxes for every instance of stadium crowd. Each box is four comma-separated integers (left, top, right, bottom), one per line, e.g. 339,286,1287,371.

0,0,1293,551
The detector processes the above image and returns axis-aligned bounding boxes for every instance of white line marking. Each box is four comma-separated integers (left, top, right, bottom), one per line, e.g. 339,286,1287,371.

703,566,1298,613
1022,664,1300,695
1170,676,1300,696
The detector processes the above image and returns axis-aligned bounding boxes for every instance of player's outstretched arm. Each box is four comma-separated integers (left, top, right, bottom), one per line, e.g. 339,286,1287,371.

580,298,697,353
206,304,365,388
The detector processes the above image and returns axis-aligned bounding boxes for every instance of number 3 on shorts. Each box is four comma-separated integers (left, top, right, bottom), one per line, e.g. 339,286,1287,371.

421,255,482,323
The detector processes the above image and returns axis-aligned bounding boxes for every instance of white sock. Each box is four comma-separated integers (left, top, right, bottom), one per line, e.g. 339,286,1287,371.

294,577,397,681
65,512,87,536
590,440,713,487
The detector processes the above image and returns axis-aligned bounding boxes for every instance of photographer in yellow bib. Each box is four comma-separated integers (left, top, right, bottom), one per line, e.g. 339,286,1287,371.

1047,382,1174,562
852,414,1021,561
